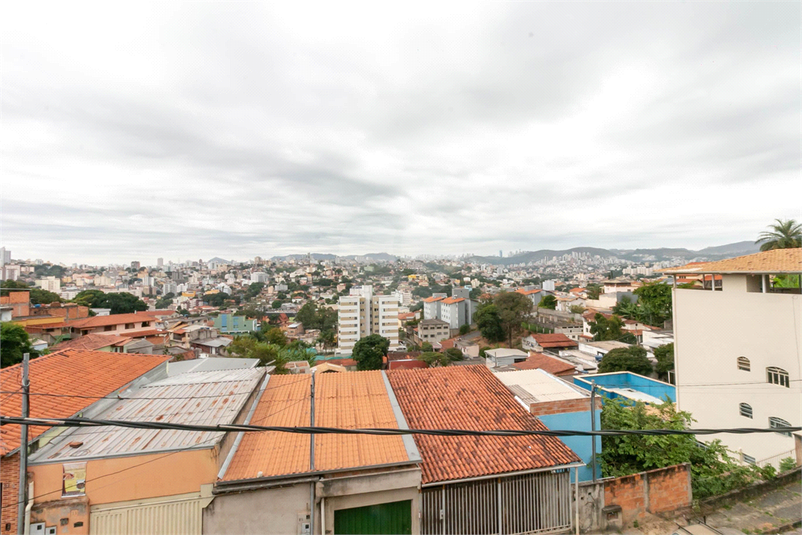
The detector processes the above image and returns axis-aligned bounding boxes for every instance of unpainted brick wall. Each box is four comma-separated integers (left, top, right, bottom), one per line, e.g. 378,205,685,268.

0,453,20,534
603,463,692,526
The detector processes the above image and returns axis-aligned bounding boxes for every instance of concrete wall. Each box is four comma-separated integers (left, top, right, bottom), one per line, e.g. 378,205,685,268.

674,283,801,464
575,463,692,532
535,398,602,482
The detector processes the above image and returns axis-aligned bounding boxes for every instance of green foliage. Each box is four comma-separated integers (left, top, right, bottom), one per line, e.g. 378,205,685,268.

155,296,173,309
72,289,106,307
600,399,769,499
262,327,288,346
204,292,230,307
569,305,586,314
316,329,336,350
586,284,602,300
493,292,533,346
294,302,337,331
418,351,451,367
244,282,265,299
352,334,389,371
654,343,675,379
227,336,287,373
72,290,146,314
271,300,284,309
476,303,505,343
421,342,433,352
590,313,626,341
1,323,39,368
779,457,797,472
538,294,557,309
469,287,482,300
459,324,471,335
34,264,65,278
773,274,801,289
632,283,672,326
444,347,464,361
30,287,62,304
598,346,653,376
756,218,802,251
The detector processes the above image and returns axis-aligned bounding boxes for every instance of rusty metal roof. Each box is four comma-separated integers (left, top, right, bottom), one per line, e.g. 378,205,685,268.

29,368,265,463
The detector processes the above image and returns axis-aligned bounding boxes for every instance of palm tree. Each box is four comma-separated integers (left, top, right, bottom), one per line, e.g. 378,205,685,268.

756,219,802,251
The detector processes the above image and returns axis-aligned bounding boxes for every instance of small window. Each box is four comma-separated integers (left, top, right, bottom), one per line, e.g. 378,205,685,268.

737,356,750,371
769,417,792,437
739,403,753,418
767,367,790,387
125,323,134,329
743,454,756,465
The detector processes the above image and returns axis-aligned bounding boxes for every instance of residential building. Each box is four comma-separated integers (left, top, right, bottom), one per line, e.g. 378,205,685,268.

578,340,633,361
336,285,399,353
35,276,61,293
214,313,257,334
0,350,172,534
0,246,10,265
67,312,159,336
206,372,422,535
27,368,265,535
387,366,582,534
250,272,269,283
663,249,802,467
484,348,529,369
522,333,579,353
421,294,446,320
0,289,30,317
422,288,474,331
416,318,450,344
496,368,601,481
513,352,578,376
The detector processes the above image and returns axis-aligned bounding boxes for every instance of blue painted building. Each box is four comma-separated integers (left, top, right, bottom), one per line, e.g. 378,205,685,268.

496,369,601,481
214,314,257,334
573,372,675,404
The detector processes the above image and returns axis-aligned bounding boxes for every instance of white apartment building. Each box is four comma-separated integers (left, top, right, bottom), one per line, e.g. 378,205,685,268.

664,249,802,468
337,285,400,354
422,294,447,320
36,276,61,293
251,272,269,283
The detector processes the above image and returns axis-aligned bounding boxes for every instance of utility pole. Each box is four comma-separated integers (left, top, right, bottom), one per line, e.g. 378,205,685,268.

590,381,597,482
17,353,30,535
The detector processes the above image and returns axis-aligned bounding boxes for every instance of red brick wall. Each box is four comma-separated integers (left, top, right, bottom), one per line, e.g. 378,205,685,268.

1,453,20,534
529,396,602,416
603,463,692,526
0,292,29,318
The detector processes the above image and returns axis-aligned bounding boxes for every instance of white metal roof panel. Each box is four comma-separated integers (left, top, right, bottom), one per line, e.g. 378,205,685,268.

31,367,265,462
496,369,587,403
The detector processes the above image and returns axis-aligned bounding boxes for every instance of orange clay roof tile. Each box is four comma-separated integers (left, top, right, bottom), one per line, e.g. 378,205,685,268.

662,248,802,274
387,365,580,485
0,349,171,455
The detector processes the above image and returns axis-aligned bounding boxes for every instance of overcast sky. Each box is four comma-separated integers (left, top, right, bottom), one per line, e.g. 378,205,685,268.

2,2,800,265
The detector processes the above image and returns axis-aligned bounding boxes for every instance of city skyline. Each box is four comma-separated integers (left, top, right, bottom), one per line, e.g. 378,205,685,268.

2,2,799,264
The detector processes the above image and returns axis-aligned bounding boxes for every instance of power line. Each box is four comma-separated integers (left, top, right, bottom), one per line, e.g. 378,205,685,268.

1,415,799,439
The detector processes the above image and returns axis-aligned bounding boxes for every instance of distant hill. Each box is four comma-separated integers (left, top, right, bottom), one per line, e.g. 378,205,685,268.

206,257,231,264
696,241,760,256
271,252,397,263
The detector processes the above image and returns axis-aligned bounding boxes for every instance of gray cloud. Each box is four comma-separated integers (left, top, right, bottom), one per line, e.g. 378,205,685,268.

1,2,799,264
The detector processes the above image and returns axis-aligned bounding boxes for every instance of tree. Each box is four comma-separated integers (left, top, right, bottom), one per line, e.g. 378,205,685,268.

351,334,389,371
475,303,505,343
30,288,62,304
458,324,471,335
155,296,173,309
654,343,674,380
1,323,39,368
590,313,630,342
493,292,533,346
601,398,771,499
317,329,336,351
421,342,433,352
418,351,451,367
632,283,672,326
569,305,586,314
227,336,287,372
444,347,464,361
598,346,653,376
72,289,107,307
538,295,557,309
586,284,602,300
756,218,802,251
271,300,283,309
244,282,265,299
204,292,230,307
263,327,288,347
102,293,148,314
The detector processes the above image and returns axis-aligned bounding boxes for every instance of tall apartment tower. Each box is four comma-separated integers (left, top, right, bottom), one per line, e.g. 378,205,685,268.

157,257,164,268
337,285,400,354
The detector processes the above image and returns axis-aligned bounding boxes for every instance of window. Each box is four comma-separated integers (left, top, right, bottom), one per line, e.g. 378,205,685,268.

737,356,750,371
769,416,792,437
767,367,790,387
739,403,753,418
743,454,756,465
125,323,134,329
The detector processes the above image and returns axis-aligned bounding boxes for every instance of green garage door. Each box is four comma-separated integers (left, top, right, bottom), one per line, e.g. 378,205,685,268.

334,500,412,535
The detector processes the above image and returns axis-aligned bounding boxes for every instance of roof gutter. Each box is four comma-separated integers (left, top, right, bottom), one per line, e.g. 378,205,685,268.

421,462,585,488
217,372,271,479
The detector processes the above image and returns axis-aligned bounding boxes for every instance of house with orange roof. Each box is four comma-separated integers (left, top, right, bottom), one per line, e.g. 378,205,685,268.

0,350,172,534
66,312,160,337
207,372,423,535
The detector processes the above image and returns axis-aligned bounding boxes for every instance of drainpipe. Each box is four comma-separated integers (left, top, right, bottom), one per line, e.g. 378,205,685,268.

309,373,316,535
23,481,33,535
574,467,579,535
320,497,325,535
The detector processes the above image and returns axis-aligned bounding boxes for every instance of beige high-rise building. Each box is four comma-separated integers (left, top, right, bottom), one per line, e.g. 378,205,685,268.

337,285,400,354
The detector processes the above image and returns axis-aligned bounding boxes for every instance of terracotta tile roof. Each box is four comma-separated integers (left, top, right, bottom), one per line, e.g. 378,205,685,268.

314,371,409,471
516,289,542,296
67,313,156,329
569,288,585,294
221,375,311,481
422,296,445,303
386,351,422,362
51,333,130,352
388,360,429,370
531,333,578,348
222,372,410,481
514,353,576,376
661,248,802,274
439,338,458,350
0,349,171,455
387,366,580,484
136,309,177,317
441,297,465,305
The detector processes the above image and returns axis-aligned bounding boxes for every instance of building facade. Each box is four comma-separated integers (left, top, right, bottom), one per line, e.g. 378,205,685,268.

337,285,400,353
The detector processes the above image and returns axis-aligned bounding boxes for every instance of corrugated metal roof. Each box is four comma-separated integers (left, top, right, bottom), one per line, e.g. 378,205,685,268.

165,357,259,376
30,368,265,462
496,369,587,403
